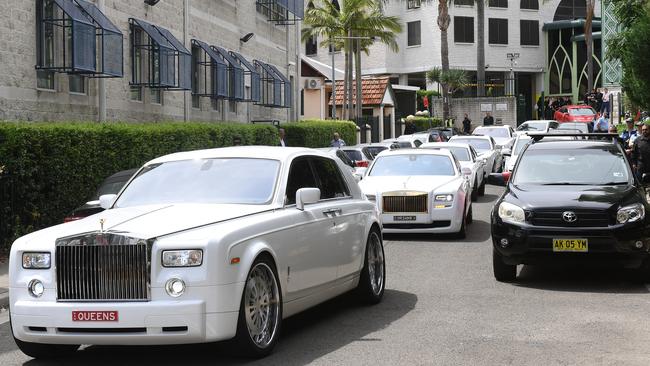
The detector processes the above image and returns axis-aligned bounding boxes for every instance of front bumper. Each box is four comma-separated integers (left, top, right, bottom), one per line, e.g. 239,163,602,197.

381,205,463,234
10,283,243,345
492,220,650,267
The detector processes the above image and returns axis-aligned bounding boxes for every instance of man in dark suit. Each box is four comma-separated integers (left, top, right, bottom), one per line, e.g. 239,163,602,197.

278,128,287,147
483,112,494,126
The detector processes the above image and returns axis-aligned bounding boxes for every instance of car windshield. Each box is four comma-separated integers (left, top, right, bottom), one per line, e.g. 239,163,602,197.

115,158,280,207
513,138,532,156
569,108,595,116
424,147,470,161
558,123,589,133
365,146,388,159
473,127,509,138
517,122,547,131
513,147,630,185
343,150,363,161
369,154,456,176
451,138,492,152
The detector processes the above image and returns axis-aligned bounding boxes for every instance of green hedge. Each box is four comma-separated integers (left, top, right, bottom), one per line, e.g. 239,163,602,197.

281,119,357,147
409,117,444,132
0,122,278,252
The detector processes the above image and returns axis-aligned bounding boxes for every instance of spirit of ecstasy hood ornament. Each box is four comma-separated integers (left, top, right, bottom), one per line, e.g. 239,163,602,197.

100,218,106,233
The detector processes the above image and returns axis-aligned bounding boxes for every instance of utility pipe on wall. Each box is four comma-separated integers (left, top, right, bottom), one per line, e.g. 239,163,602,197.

97,0,106,122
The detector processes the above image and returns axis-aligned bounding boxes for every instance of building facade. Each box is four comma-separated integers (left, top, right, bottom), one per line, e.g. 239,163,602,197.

303,0,603,121
0,0,302,123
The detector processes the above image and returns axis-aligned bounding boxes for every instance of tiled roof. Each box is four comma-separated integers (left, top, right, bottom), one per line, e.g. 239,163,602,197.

330,77,391,106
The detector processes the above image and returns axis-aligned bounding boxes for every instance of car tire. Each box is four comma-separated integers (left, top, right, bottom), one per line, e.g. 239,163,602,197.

456,204,467,239
357,228,385,305
13,337,79,359
471,180,478,202
235,255,282,358
478,180,486,196
493,249,517,282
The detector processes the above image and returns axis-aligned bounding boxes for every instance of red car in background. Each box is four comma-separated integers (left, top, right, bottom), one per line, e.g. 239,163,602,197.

554,105,597,123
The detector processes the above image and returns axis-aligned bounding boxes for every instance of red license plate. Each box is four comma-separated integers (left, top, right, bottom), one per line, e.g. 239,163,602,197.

72,311,119,322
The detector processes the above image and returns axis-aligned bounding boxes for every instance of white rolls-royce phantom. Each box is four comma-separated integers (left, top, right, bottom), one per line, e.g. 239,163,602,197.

9,147,384,359
358,149,473,238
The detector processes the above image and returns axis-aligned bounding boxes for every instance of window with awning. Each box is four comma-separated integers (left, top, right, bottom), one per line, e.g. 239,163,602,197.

255,61,291,108
36,0,123,77
190,39,228,99
211,46,245,101
129,18,191,90
229,52,261,103
256,0,304,25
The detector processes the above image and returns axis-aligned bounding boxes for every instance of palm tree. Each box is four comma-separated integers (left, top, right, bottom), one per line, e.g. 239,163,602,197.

437,0,451,122
303,0,401,121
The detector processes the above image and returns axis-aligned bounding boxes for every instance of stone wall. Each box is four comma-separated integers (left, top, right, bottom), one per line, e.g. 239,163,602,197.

0,0,298,123
431,97,517,131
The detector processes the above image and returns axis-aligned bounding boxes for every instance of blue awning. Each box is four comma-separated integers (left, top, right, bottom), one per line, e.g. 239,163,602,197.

229,51,261,103
191,39,228,98
75,0,121,34
53,0,94,26
130,19,175,50
212,46,244,100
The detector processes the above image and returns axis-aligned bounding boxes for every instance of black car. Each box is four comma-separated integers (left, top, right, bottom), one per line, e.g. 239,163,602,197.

64,168,138,222
428,126,464,139
488,134,650,282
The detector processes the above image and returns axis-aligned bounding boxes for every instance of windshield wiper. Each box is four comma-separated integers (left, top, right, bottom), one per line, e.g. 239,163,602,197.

541,182,584,186
601,182,628,185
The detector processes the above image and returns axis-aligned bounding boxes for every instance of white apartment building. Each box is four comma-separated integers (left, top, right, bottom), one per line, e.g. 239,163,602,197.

303,0,603,121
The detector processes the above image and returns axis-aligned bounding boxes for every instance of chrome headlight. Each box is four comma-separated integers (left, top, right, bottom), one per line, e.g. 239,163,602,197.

435,194,454,202
162,250,203,267
617,203,645,224
498,202,525,224
22,252,51,269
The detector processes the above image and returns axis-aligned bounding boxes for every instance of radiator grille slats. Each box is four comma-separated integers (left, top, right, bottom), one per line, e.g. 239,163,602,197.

383,194,428,213
530,210,610,228
56,243,149,302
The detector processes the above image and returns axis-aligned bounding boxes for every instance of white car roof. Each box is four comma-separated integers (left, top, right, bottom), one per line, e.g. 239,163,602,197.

374,147,454,159
146,146,328,165
420,142,471,150
450,135,491,141
521,120,557,124
474,126,510,130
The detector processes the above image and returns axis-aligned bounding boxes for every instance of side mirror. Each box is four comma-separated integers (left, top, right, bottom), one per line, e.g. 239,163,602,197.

99,194,117,210
487,172,511,187
296,188,320,210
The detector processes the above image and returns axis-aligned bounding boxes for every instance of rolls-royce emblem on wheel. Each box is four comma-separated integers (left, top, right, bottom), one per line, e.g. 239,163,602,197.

562,211,577,223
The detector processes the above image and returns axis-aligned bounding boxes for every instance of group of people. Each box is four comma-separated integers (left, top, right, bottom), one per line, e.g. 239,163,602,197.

535,88,612,121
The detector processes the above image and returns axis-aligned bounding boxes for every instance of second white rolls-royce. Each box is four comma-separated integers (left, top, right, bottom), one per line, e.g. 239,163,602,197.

358,149,473,238
9,147,384,359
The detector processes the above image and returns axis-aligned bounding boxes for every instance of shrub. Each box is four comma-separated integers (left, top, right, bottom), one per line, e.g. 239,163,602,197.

409,117,444,132
281,119,357,147
0,121,278,252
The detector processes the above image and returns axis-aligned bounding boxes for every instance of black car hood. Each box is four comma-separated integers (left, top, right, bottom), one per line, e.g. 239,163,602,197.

509,184,640,211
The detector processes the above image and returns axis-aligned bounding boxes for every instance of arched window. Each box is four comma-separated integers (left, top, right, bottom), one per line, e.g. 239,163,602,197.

520,0,539,10
554,0,587,21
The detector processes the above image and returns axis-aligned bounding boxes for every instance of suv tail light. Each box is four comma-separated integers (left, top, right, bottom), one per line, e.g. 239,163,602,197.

355,161,369,168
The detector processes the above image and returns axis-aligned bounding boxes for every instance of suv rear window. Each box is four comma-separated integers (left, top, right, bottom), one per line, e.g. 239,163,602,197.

343,150,363,161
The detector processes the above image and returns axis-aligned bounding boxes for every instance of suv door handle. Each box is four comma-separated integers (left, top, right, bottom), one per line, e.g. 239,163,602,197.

322,208,342,217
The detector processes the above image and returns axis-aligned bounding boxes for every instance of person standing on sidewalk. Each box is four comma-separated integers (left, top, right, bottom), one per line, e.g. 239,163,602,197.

483,112,494,126
462,113,472,134
330,132,346,148
631,123,650,180
601,88,611,115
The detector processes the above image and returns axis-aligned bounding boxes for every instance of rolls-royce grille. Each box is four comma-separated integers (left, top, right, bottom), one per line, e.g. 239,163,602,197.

383,194,428,213
530,210,610,228
56,240,150,302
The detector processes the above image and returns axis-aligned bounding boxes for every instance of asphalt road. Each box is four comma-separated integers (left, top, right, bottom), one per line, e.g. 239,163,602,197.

2,186,650,365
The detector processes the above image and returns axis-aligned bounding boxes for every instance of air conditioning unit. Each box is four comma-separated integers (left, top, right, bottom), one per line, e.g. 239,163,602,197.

305,78,322,89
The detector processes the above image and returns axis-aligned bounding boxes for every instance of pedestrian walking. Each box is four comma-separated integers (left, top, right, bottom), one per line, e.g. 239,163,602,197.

483,112,494,126
462,113,472,134
631,123,650,180
330,132,346,148
404,119,417,135
278,128,288,147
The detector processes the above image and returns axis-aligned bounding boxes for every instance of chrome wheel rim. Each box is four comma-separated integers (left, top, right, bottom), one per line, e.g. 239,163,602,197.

244,262,280,348
367,232,385,295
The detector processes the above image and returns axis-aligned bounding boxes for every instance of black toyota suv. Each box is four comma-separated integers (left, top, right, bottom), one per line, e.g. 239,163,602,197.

488,134,650,282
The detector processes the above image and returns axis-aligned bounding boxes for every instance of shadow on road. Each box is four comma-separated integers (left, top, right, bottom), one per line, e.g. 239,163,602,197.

513,264,650,294
19,290,417,366
383,218,492,244
477,193,500,203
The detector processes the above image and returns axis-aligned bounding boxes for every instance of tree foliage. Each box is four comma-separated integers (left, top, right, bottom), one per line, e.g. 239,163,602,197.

609,1,650,109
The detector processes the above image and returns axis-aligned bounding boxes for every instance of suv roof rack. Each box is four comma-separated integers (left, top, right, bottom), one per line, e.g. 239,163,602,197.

527,133,619,143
